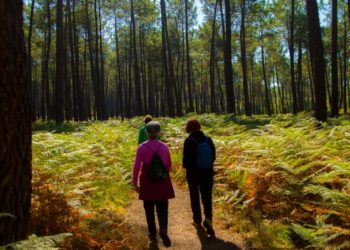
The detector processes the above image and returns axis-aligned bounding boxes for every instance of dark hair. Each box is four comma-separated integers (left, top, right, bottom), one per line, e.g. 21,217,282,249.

186,119,201,133
144,114,153,124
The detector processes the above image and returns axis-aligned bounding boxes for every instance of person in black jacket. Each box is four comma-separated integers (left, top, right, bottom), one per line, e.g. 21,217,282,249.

183,119,216,237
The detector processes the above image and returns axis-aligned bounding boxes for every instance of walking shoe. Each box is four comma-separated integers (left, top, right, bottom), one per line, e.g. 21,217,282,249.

159,230,171,247
203,219,215,238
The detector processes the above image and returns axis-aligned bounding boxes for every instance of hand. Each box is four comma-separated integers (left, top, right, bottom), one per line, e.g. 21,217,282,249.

133,185,140,193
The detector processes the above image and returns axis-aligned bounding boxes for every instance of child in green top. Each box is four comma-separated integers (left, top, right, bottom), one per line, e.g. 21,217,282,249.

138,115,153,144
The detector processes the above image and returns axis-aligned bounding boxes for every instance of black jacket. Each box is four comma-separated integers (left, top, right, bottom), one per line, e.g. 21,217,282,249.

182,131,216,170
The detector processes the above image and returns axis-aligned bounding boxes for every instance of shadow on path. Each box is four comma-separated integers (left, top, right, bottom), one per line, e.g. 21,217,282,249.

196,226,241,250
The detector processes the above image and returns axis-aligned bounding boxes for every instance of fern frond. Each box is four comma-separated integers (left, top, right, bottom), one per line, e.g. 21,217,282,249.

0,213,16,219
3,233,72,250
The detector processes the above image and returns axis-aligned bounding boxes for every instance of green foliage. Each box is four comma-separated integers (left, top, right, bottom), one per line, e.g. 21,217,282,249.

32,114,350,249
1,233,72,250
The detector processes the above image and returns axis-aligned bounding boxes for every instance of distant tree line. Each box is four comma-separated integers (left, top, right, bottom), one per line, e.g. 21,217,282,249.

24,0,350,123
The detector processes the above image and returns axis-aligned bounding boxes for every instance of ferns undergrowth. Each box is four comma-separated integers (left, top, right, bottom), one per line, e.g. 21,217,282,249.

187,113,350,249
28,114,350,249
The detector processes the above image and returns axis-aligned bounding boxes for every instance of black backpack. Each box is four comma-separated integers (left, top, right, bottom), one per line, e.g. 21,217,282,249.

145,144,168,182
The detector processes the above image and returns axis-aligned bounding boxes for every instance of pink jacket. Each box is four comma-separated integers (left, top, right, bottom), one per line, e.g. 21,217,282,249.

133,139,175,201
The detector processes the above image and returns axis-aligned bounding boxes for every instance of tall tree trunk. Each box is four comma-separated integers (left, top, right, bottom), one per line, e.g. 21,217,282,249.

64,11,72,121
306,0,327,121
55,0,64,124
0,0,32,244
331,0,339,117
240,0,252,116
165,15,182,116
261,45,272,116
130,0,142,115
297,39,304,111
28,0,35,121
73,0,86,120
98,0,107,119
114,14,124,120
348,0,350,25
85,0,100,120
289,0,298,114
160,0,175,116
224,0,235,113
185,0,194,112
210,0,218,113
93,0,105,120
41,36,46,118
344,14,348,113
45,0,52,120
67,0,78,121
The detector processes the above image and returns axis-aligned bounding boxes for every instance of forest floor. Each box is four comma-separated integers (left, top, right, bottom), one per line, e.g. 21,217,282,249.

125,184,244,250
29,113,350,250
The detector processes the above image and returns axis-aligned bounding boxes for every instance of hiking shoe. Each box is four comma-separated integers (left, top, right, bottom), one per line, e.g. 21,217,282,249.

203,219,215,238
159,231,171,247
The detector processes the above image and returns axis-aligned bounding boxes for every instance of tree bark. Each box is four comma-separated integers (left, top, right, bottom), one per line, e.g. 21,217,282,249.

331,0,339,117
297,38,304,111
0,0,32,244
55,0,64,124
306,0,327,121
114,14,124,120
261,45,272,116
210,0,218,113
28,0,36,121
98,0,107,119
185,0,194,112
160,0,175,116
224,0,235,113
289,0,298,114
130,0,143,115
344,15,348,113
240,0,252,116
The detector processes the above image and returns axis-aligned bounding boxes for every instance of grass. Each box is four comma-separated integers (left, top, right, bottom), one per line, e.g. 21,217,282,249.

31,113,350,249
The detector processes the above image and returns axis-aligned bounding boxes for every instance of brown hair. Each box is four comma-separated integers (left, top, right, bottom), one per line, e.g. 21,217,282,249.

186,119,201,133
144,114,153,124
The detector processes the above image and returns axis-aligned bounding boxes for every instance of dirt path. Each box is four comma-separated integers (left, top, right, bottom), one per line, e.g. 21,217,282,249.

125,184,245,250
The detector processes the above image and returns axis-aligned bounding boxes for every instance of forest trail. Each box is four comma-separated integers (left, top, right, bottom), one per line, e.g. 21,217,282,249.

125,184,245,250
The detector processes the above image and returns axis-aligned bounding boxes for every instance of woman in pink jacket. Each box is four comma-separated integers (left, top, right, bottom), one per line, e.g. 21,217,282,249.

132,121,175,247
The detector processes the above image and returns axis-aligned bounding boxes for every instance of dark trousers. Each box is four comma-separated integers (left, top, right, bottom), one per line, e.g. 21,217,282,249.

143,200,169,236
186,170,213,224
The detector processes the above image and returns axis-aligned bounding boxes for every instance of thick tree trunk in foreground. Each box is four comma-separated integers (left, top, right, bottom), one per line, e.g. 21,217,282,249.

306,0,327,121
0,0,32,245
